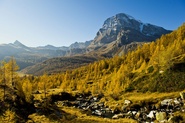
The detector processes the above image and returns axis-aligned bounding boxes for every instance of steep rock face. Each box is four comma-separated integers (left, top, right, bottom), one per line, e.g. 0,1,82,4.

88,13,171,55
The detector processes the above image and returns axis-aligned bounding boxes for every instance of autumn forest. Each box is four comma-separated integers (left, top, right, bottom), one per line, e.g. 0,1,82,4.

0,24,185,122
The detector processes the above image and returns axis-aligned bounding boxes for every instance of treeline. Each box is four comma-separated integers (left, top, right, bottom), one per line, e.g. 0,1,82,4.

1,23,185,99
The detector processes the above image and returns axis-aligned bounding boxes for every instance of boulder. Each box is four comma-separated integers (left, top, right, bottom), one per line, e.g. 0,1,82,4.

173,98,181,105
112,113,124,119
147,110,156,119
93,110,102,116
156,112,167,121
160,99,173,106
124,100,132,105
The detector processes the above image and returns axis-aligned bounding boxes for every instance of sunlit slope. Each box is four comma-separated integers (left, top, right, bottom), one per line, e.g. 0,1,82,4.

56,23,185,94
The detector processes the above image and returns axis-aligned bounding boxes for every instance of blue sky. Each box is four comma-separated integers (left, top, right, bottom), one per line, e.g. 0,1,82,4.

0,0,184,47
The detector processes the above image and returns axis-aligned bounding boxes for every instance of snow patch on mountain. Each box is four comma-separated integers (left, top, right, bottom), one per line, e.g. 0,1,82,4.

125,13,135,20
140,23,144,33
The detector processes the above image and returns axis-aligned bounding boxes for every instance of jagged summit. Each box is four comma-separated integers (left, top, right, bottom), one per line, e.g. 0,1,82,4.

88,13,171,55
102,13,138,29
13,40,28,49
14,40,24,45
101,13,164,34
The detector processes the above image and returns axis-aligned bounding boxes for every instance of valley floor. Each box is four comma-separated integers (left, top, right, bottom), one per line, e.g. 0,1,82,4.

1,87,185,123
28,89,185,123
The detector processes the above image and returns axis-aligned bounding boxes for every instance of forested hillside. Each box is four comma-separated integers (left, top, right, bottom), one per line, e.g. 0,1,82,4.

0,23,185,123
54,23,185,94
25,23,185,95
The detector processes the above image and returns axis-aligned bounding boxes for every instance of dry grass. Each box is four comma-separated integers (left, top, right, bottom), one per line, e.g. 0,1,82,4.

26,106,137,123
121,92,180,102
101,91,181,110
31,89,183,123
27,113,54,123
60,106,137,123
33,88,64,100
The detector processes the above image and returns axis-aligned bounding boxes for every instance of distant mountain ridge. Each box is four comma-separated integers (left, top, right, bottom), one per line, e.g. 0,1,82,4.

0,40,92,69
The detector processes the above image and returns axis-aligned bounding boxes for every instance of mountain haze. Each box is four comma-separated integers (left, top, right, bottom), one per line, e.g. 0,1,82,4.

0,40,92,69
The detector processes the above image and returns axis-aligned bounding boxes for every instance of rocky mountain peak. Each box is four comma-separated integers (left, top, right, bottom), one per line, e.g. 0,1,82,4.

13,40,28,49
14,40,24,45
88,13,171,53
100,13,169,37
102,13,138,30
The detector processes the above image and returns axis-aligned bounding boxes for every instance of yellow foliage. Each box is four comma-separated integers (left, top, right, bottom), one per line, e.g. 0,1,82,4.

0,109,16,123
22,78,33,102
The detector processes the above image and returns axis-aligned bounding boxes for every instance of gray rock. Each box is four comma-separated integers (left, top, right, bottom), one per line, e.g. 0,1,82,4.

124,99,132,105
160,99,173,106
112,113,124,119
